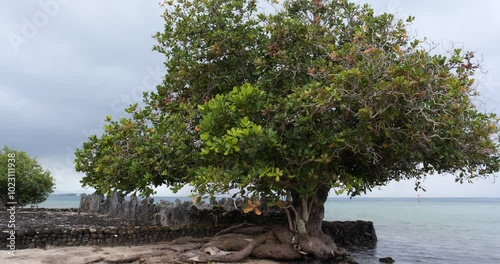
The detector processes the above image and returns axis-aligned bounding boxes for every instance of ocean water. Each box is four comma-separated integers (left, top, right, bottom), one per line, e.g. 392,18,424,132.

38,196,500,264
325,197,500,264
37,195,82,208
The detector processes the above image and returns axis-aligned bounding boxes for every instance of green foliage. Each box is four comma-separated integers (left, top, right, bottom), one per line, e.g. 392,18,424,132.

0,146,55,206
76,0,500,204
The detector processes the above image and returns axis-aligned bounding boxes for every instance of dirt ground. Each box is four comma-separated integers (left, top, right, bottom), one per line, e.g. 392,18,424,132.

0,209,359,264
1,242,282,264
0,209,281,264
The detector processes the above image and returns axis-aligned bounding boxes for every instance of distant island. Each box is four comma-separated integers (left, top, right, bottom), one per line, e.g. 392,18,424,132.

52,193,81,197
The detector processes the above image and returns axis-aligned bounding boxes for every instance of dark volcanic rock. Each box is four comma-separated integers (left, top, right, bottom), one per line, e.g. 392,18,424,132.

379,257,395,263
323,220,377,246
79,194,287,227
36,242,46,249
0,210,129,230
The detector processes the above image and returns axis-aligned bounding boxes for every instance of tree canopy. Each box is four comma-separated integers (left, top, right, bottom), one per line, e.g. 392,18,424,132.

75,0,500,242
0,146,55,206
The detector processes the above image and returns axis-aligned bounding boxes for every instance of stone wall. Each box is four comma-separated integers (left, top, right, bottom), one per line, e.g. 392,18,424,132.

0,221,376,250
79,193,287,227
78,193,377,246
0,225,228,250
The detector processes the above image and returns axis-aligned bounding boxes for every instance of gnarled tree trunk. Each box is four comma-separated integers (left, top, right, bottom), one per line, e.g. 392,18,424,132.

306,185,330,237
185,185,347,262
294,185,345,259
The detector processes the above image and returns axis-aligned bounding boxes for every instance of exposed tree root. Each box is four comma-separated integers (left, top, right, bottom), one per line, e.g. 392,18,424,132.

83,257,105,264
177,224,348,263
251,243,303,260
204,237,250,251
104,255,141,263
104,251,167,264
214,223,255,237
297,233,334,259
189,231,273,262
156,243,204,253
78,224,351,264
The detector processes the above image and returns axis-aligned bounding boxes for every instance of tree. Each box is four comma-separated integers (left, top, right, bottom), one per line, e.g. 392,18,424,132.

75,0,500,261
0,146,55,207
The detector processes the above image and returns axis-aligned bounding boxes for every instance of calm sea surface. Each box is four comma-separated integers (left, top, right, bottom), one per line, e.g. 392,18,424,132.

39,196,500,264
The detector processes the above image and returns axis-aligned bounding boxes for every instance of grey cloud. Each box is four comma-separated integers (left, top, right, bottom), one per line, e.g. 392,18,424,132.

1,0,166,194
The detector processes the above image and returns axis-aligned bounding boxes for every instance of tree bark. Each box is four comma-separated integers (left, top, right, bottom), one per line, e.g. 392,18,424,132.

306,185,330,237
193,232,272,262
252,243,302,260
289,185,346,260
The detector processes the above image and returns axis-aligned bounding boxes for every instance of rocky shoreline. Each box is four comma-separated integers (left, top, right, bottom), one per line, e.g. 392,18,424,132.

1,196,378,263
0,208,376,251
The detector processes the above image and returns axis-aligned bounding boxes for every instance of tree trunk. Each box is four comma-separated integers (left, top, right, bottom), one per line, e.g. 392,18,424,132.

289,185,346,260
185,186,348,263
306,185,330,237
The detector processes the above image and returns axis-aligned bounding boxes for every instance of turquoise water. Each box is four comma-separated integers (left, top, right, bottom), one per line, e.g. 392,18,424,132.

37,195,82,208
39,196,500,264
325,197,500,264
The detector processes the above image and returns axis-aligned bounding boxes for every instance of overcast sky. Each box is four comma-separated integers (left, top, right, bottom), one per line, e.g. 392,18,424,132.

1,0,499,197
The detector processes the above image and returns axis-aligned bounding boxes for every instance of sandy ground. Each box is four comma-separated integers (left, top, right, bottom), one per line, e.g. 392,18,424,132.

1,242,281,264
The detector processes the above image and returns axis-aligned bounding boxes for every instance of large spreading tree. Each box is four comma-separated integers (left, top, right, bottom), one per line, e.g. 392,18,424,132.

75,0,500,261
